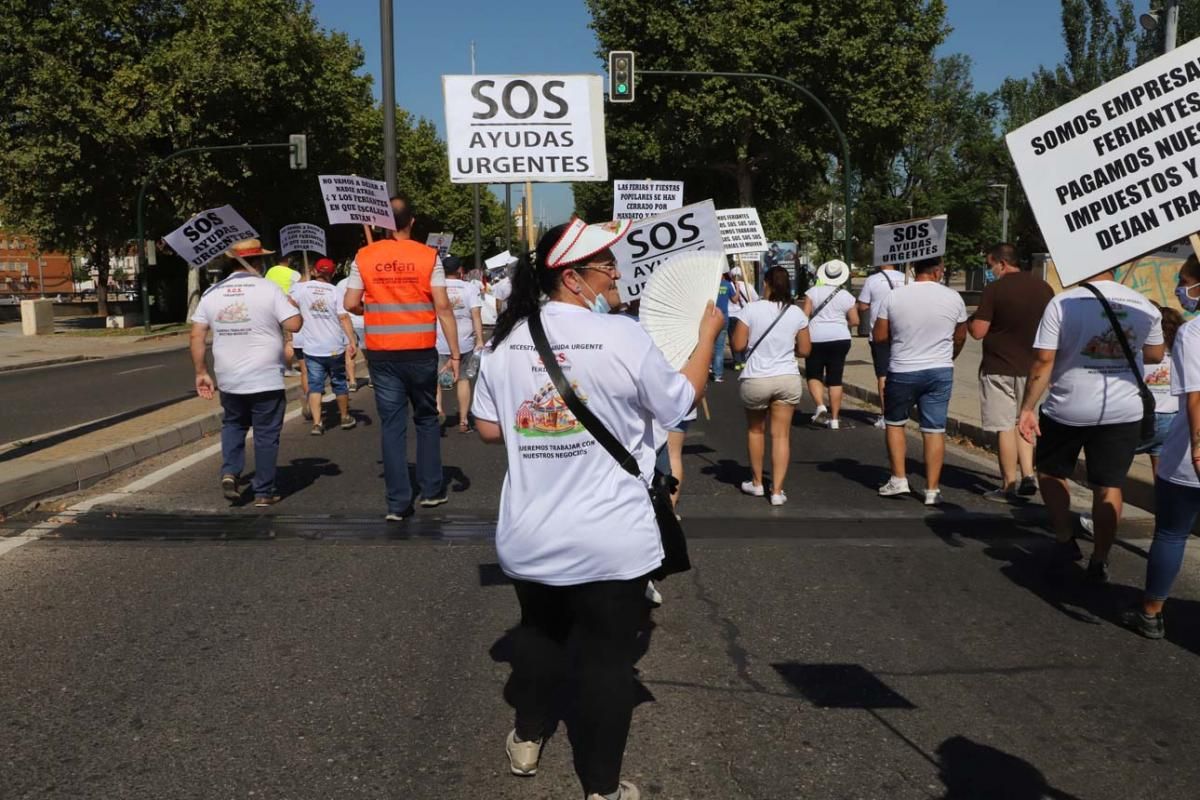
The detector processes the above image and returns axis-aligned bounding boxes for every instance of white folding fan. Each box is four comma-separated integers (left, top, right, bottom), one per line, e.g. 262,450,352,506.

639,250,726,369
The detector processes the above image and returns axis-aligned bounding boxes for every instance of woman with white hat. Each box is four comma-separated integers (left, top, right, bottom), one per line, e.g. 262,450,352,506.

803,260,859,429
472,217,724,800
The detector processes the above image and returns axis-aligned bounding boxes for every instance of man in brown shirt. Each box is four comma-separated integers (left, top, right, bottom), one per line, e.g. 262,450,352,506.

968,243,1055,502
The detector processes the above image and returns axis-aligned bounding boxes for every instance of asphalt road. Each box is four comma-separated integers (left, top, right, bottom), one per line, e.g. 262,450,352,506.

2,378,1197,800
0,346,193,447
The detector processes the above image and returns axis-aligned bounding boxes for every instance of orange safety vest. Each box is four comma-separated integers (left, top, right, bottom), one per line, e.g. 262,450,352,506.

355,238,438,351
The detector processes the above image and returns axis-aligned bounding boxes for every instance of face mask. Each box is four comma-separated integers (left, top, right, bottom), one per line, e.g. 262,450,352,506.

1177,283,1200,312
579,277,612,314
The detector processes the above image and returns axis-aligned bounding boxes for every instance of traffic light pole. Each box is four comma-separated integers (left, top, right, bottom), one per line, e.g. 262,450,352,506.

636,70,853,267
135,141,300,333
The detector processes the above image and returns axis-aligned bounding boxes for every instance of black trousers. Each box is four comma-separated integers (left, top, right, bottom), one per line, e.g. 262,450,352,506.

510,575,650,796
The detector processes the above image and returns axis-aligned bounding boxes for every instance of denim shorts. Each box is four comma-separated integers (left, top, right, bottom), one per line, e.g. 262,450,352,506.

1135,412,1176,456
305,353,349,397
884,367,954,433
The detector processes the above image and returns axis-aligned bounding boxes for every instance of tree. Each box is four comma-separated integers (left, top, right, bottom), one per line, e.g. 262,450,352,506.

577,0,947,247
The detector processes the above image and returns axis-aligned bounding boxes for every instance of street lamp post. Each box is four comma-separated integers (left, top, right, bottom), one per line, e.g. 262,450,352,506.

988,183,1009,243
1141,0,1181,53
380,0,397,193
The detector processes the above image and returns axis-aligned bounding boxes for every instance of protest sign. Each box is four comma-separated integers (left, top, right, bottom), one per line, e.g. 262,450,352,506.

164,205,258,269
613,200,724,303
318,175,395,230
716,208,769,256
426,232,454,258
443,74,607,183
871,215,949,266
279,223,327,256
613,180,684,221
1007,38,1200,286
485,251,517,270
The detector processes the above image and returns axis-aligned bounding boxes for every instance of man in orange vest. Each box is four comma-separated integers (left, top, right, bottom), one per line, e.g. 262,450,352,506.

343,197,460,520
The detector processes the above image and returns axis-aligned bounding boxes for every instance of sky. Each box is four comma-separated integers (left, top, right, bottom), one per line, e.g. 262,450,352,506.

309,0,1134,223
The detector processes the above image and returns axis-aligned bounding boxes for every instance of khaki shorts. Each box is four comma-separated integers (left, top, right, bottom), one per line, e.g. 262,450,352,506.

980,373,1027,432
739,374,804,410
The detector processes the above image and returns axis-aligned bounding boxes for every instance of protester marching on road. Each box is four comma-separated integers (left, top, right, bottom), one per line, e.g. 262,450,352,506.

342,198,460,521
803,259,859,430
336,270,367,391
1137,304,1184,475
875,256,968,506
727,265,758,371
189,239,302,507
1124,256,1200,640
290,257,358,434
1018,268,1164,585
711,273,736,382
967,243,1054,502
437,255,486,433
856,262,906,428
471,218,724,800
731,266,813,506
267,259,306,384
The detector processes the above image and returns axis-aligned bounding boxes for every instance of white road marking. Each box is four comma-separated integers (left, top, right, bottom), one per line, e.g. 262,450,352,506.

0,400,318,558
116,364,167,376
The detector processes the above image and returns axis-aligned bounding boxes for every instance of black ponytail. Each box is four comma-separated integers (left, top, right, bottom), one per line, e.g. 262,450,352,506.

492,223,571,345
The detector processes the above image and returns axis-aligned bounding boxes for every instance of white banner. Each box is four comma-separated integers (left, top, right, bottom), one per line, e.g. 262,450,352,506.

613,180,684,221
485,251,517,270
443,74,608,184
318,175,395,230
1007,39,1200,286
279,223,327,256
613,200,725,303
426,232,454,258
871,215,949,266
716,208,769,256
164,205,258,269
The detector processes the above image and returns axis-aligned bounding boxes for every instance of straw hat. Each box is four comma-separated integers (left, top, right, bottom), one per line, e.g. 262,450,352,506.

817,259,850,287
226,238,275,259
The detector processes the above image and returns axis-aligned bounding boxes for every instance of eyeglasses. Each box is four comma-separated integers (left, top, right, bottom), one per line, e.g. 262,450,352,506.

576,263,617,276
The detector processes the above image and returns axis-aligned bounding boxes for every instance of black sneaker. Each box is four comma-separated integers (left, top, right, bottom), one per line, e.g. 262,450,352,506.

1120,606,1165,640
1017,475,1038,497
419,494,449,508
253,495,282,508
1046,537,1084,579
221,474,240,501
1085,559,1110,586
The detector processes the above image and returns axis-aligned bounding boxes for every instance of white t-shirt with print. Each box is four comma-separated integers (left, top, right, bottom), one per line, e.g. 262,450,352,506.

471,302,695,587
437,278,483,356
492,278,513,302
1146,350,1177,414
191,272,300,395
736,300,810,379
878,281,967,373
1158,320,1200,486
857,269,905,342
336,277,364,331
727,280,758,321
804,285,855,343
289,280,348,358
1034,281,1164,426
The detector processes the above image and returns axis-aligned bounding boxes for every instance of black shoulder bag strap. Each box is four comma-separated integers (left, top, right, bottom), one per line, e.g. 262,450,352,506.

743,304,792,365
882,270,897,290
527,312,641,479
810,286,843,320
1080,283,1156,438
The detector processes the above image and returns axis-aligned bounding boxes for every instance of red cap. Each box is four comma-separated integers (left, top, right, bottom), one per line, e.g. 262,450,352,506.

313,257,336,277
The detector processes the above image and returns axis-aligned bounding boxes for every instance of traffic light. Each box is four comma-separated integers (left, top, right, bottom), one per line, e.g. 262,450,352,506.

608,51,635,103
289,134,307,170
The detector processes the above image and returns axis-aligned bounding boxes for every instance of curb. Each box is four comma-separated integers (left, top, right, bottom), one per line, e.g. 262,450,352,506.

0,383,305,517
0,355,96,373
836,376,1157,513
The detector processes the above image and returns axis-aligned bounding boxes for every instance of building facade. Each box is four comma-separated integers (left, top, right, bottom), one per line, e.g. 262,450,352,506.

0,230,74,299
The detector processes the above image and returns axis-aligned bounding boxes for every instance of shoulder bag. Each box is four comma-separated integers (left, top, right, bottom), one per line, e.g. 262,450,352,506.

810,286,844,321
1080,283,1156,443
742,303,793,365
528,312,691,577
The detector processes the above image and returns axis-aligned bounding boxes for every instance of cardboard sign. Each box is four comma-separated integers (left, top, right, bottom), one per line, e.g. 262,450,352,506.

164,205,258,268
1007,39,1200,286
872,215,949,266
426,232,454,258
279,223,327,256
443,74,608,184
318,175,395,230
613,200,724,303
613,180,684,221
485,251,517,270
716,208,769,256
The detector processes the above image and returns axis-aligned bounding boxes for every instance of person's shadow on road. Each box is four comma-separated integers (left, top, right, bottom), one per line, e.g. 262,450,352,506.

276,456,342,498
937,735,1085,799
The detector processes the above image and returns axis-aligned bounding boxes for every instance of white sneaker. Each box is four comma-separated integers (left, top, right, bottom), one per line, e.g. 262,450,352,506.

811,406,828,425
827,418,840,430
505,729,542,777
588,782,640,800
874,416,887,430
878,476,911,497
770,492,787,506
645,580,663,607
1079,512,1095,535
740,480,765,497
924,489,943,506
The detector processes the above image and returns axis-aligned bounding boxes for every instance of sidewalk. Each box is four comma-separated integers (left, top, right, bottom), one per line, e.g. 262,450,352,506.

835,335,1158,512
0,319,189,371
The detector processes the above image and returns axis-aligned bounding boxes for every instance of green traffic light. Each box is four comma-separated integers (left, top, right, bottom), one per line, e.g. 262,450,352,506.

617,83,628,94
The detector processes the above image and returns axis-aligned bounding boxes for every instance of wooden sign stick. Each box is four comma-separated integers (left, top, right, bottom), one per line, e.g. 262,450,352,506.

363,224,374,245
1190,233,1200,259
701,396,711,420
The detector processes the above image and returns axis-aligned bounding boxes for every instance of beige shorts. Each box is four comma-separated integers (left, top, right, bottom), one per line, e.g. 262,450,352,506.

740,374,805,410
980,373,1027,432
